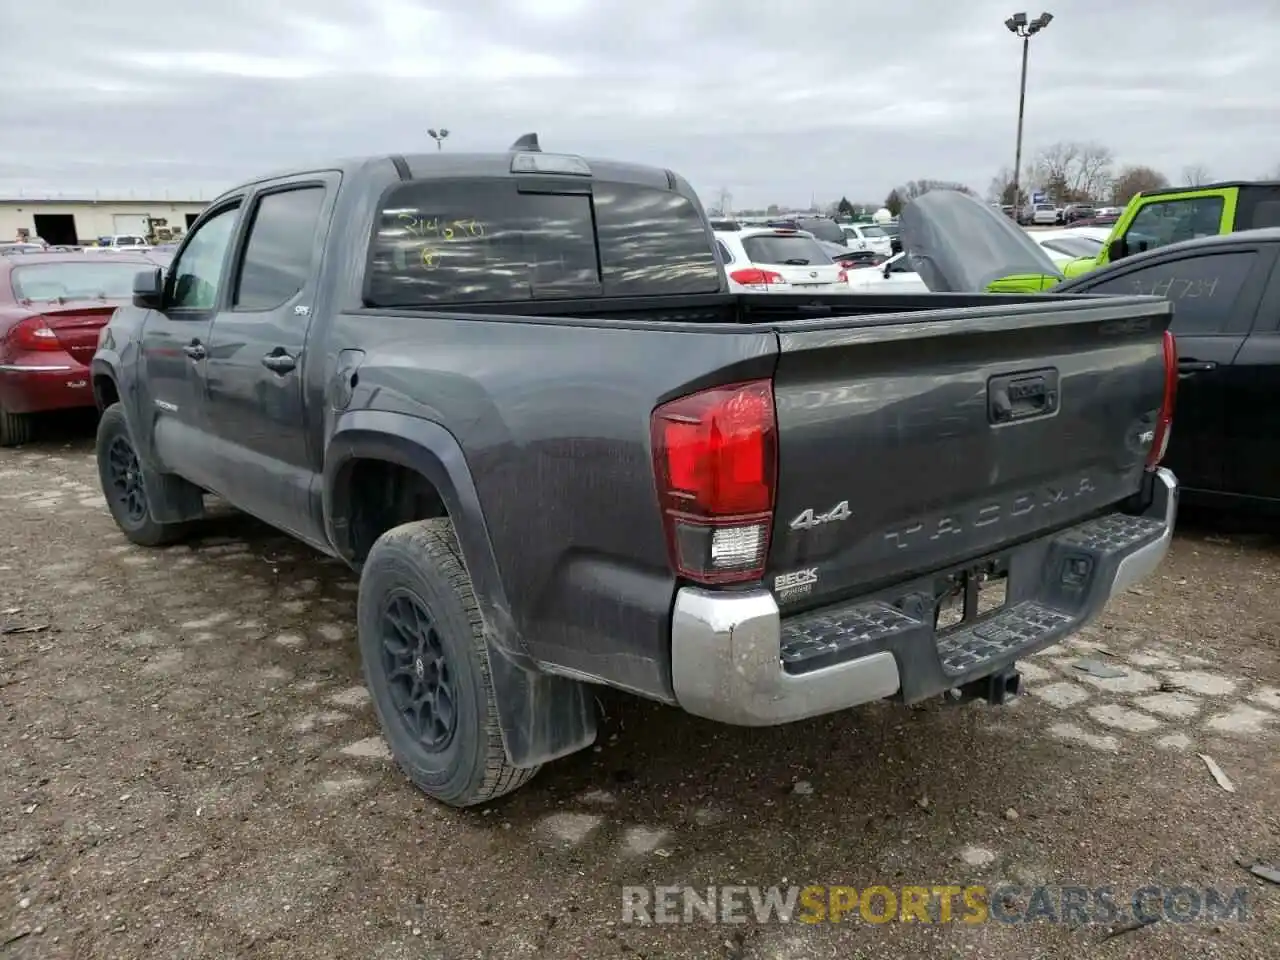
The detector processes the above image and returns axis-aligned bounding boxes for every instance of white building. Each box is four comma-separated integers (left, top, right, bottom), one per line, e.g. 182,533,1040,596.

0,196,209,246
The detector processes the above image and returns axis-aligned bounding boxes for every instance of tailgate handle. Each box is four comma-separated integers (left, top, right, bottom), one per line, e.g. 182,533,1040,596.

988,369,1059,424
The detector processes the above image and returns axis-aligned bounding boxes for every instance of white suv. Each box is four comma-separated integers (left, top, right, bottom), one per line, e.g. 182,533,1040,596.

714,228,846,292
1029,203,1059,226
840,223,894,258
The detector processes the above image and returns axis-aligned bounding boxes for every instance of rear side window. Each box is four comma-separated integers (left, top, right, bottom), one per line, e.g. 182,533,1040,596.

1080,251,1258,334
233,186,327,311
592,183,719,295
741,234,831,266
366,178,719,307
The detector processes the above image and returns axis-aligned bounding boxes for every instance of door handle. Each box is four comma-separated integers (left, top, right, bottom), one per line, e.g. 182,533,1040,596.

182,341,206,360
1177,359,1217,378
261,350,297,374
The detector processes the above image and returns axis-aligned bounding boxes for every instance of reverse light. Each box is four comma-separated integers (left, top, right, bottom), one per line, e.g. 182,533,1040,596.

729,268,788,291
1147,329,1177,468
11,316,61,352
651,380,777,585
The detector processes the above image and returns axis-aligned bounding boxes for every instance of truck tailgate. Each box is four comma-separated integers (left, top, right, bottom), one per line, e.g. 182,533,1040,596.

767,296,1172,608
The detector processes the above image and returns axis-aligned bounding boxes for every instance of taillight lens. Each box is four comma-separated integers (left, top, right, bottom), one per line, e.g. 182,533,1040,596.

10,316,61,352
837,269,848,284
651,380,777,584
1147,329,1177,467
730,268,788,290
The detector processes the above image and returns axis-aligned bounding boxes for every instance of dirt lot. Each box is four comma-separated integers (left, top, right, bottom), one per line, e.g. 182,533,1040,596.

2,426,1277,959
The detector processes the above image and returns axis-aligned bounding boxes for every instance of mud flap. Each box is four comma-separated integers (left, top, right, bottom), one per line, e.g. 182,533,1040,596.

140,464,205,524
484,629,597,768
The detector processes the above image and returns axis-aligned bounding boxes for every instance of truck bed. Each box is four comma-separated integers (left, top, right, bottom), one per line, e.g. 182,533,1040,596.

338,291,1171,702
362,290,1101,327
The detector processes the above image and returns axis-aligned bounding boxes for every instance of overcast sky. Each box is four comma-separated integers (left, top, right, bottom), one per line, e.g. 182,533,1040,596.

3,0,1278,208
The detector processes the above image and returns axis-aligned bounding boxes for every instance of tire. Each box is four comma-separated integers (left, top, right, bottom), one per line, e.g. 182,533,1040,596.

95,403,190,546
0,405,33,447
358,518,539,807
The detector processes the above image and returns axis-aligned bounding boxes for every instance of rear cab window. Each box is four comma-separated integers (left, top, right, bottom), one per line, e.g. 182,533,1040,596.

740,233,831,266
365,178,721,306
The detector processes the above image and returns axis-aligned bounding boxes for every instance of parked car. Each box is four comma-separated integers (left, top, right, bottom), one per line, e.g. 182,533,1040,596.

0,253,155,444
0,243,47,257
91,141,1176,807
845,250,928,292
1056,228,1280,511
789,215,847,246
715,227,847,292
1029,229,1106,267
1027,203,1060,226
86,235,152,253
1070,181,1280,276
1061,203,1095,224
818,241,883,272
841,223,893,258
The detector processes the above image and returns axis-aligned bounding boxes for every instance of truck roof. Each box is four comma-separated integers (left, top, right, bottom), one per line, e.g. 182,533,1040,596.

212,147,688,205
1138,179,1280,199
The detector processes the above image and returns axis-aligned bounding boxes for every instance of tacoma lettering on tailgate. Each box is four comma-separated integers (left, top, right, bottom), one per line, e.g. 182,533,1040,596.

883,477,1098,552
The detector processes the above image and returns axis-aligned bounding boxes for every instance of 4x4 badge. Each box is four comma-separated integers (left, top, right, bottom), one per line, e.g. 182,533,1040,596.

789,500,852,531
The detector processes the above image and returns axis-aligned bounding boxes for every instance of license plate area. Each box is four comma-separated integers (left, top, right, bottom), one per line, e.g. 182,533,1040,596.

934,559,1010,634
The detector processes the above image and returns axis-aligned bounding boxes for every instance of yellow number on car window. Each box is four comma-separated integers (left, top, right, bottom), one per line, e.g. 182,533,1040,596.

420,247,438,269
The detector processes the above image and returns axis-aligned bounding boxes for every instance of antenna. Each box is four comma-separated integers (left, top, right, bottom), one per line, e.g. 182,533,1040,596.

510,133,541,152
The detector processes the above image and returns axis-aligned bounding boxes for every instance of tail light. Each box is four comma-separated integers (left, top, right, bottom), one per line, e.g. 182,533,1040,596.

1147,329,1177,467
651,380,777,585
837,269,848,284
730,268,788,291
10,316,61,352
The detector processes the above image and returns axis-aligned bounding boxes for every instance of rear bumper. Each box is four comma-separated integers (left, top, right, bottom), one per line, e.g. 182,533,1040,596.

0,361,93,413
671,468,1178,726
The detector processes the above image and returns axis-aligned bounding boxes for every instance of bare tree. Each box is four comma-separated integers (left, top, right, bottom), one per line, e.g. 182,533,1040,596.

1181,164,1212,187
1031,141,1114,201
1111,165,1170,205
987,166,1029,207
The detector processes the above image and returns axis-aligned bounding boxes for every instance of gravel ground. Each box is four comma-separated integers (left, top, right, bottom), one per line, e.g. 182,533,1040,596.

1,424,1277,959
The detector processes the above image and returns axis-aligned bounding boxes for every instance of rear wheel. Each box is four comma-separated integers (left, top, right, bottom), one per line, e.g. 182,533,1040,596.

358,518,539,807
95,403,189,546
0,405,33,447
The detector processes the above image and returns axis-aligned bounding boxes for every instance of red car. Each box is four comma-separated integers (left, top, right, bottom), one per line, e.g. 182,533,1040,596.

0,253,155,446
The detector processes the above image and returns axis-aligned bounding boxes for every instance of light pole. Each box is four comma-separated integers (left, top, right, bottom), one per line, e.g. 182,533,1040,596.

1005,12,1052,215
428,128,450,151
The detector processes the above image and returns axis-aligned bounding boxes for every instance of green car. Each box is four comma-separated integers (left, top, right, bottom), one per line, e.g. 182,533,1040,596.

1063,180,1280,277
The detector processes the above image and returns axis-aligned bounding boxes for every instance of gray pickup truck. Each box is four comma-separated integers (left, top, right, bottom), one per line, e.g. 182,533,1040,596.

91,137,1179,806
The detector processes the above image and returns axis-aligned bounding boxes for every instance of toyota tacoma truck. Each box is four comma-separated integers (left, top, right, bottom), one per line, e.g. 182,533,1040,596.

91,136,1180,807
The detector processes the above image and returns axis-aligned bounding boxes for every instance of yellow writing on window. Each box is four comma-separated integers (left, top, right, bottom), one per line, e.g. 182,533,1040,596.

396,214,486,240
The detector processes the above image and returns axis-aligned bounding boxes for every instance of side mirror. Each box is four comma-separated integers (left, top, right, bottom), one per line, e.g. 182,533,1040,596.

1107,237,1129,263
890,238,903,255
133,267,164,309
